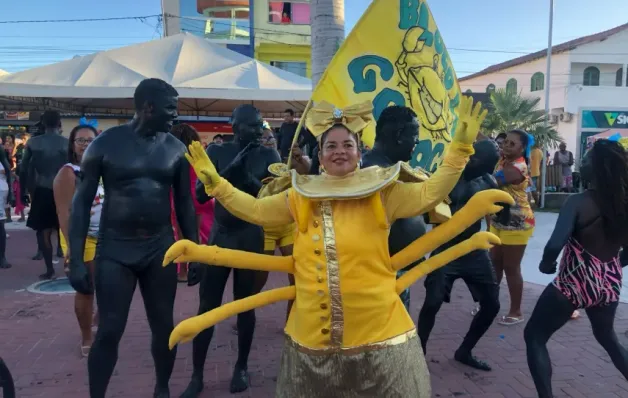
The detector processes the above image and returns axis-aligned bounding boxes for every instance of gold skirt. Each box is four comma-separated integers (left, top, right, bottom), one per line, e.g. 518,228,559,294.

276,330,431,397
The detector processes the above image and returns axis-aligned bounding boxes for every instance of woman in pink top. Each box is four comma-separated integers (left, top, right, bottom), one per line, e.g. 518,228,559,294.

170,124,215,282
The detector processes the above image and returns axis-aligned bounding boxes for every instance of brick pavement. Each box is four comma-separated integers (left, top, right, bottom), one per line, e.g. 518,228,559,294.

2,230,628,397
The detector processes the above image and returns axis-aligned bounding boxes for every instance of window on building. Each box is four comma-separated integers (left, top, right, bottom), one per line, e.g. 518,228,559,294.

271,61,308,77
464,89,472,94
191,5,251,41
616,68,624,87
530,72,544,92
583,66,600,86
486,84,496,94
269,1,311,25
204,17,250,40
506,78,518,94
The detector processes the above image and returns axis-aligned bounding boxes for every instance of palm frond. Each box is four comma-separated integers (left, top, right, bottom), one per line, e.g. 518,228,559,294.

481,89,563,149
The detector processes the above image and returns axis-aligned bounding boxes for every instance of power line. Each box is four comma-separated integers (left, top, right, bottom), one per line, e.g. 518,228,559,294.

174,15,628,57
0,35,155,39
0,15,160,24
0,13,626,57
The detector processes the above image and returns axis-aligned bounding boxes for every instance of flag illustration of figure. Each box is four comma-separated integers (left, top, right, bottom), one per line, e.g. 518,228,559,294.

311,0,461,172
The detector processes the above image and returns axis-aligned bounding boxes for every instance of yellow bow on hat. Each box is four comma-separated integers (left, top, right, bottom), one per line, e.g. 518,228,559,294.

305,100,374,140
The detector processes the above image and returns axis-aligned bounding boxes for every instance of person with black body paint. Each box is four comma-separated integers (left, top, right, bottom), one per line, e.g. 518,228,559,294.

418,139,503,371
183,104,281,397
0,147,15,269
524,139,628,398
68,78,199,398
361,105,427,312
24,125,63,261
278,108,298,160
19,110,68,279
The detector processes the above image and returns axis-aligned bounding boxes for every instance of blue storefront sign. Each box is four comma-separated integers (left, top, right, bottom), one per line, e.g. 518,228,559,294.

582,110,628,129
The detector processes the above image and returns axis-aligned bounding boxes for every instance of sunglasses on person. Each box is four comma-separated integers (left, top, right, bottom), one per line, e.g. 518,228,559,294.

262,135,276,143
74,138,94,145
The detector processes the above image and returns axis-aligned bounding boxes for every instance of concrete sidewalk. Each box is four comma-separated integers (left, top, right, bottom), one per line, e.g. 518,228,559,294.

2,229,628,397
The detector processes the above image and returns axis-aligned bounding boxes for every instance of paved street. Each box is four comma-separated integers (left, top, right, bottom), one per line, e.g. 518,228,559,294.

2,216,628,397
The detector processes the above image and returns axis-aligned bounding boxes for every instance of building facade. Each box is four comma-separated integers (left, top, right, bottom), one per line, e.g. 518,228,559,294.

163,0,311,77
459,23,628,163
253,0,311,78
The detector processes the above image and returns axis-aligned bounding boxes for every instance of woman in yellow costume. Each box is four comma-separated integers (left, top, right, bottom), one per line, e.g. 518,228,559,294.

164,97,514,397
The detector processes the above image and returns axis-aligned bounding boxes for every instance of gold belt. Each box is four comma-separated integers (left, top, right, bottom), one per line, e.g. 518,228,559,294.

284,329,417,356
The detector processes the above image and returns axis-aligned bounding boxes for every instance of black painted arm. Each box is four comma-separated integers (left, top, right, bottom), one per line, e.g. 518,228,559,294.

541,194,580,269
309,146,320,175
173,156,199,244
195,145,244,203
68,142,101,265
246,175,263,193
218,160,239,181
18,145,31,199
195,177,210,204
0,150,12,204
245,149,282,195
620,248,628,267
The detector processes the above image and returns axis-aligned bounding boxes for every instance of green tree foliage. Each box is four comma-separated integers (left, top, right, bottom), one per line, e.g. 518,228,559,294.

482,89,563,149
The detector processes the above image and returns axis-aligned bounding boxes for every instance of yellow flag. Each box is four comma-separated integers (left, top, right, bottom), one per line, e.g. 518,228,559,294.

312,0,461,172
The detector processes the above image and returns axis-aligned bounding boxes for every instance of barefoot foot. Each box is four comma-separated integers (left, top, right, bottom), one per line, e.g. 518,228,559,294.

39,271,55,280
154,385,170,398
180,376,203,398
230,366,249,393
454,349,492,371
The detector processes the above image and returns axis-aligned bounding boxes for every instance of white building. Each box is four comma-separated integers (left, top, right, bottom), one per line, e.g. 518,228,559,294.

460,23,628,162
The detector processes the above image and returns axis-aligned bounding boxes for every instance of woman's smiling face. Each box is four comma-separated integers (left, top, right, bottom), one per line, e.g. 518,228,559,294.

319,126,361,177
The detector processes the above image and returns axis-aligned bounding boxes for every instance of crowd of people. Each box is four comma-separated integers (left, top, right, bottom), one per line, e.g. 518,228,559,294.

0,77,627,398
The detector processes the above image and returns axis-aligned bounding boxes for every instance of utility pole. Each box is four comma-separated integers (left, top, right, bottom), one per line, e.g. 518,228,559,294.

540,0,554,208
161,0,180,37
311,0,345,87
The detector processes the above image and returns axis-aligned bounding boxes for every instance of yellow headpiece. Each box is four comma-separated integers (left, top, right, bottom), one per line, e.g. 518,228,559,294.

305,100,374,140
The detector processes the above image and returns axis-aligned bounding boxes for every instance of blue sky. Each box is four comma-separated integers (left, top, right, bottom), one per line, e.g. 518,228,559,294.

0,0,627,79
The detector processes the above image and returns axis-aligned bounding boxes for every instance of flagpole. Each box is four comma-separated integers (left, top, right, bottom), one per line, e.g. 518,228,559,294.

286,99,313,170
540,0,554,209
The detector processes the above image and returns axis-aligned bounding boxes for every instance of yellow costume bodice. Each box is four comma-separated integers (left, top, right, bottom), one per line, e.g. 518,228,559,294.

208,147,472,350
284,190,414,349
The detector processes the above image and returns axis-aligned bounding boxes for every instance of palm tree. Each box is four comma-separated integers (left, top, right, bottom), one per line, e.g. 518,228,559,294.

311,0,345,87
482,89,563,150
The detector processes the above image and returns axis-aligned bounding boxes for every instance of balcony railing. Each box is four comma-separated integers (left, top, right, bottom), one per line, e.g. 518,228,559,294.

203,17,250,40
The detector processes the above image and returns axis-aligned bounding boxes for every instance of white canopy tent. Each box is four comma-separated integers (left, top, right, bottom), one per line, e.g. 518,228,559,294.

0,69,8,76
0,33,311,117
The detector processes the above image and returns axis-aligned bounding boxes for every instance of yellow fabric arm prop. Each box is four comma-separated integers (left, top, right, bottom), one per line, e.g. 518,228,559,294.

383,142,474,222
163,240,295,273
390,189,514,271
169,286,296,349
395,231,500,293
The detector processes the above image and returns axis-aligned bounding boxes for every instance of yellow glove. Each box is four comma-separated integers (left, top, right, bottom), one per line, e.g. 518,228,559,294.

186,141,221,191
453,96,488,146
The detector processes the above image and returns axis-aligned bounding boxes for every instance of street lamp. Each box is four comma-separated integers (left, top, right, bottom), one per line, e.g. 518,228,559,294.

540,0,554,208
